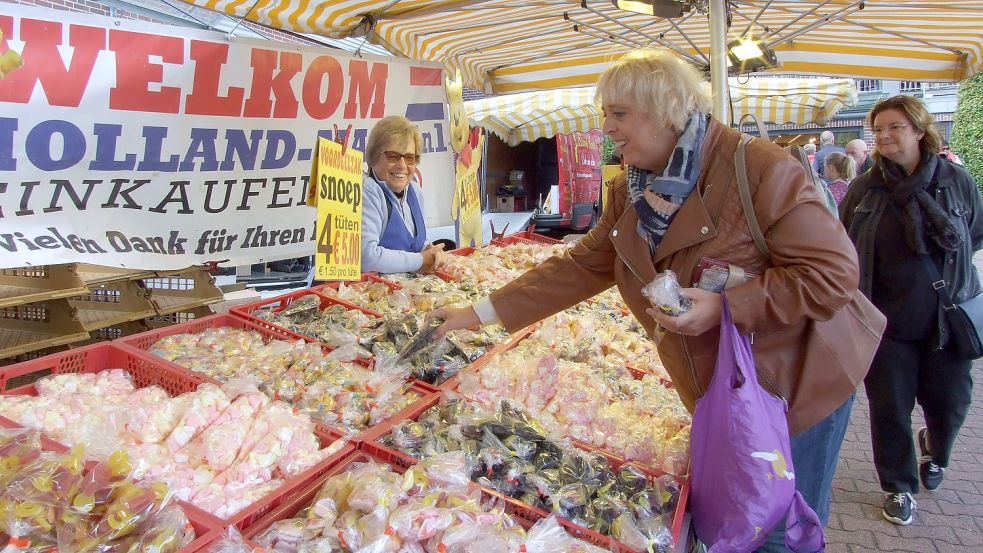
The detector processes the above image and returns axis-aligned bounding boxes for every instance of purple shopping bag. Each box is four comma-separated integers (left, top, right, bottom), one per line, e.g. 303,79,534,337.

689,294,824,553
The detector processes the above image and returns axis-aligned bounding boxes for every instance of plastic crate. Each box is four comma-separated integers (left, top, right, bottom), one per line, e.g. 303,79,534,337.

143,268,223,315
0,344,71,370
144,305,214,330
0,299,91,360
0,342,357,533
229,288,384,343
494,231,563,245
449,325,687,478
362,395,688,553
222,425,356,531
77,320,151,346
0,342,206,396
118,313,296,356
0,265,89,308
241,448,541,542
67,279,157,331
70,263,155,285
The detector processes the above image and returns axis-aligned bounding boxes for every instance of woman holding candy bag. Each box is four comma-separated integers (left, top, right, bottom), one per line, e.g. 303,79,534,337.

429,48,884,552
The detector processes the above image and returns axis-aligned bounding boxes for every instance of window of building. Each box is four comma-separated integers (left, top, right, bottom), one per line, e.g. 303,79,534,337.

900,81,922,92
856,79,882,92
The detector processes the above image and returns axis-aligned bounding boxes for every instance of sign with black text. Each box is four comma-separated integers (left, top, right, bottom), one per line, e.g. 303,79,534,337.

0,5,452,269
313,138,362,281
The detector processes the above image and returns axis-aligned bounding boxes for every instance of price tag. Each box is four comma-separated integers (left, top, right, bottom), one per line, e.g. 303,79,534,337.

312,137,363,281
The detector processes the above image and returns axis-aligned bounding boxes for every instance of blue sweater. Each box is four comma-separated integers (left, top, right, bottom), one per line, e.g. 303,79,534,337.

360,173,427,273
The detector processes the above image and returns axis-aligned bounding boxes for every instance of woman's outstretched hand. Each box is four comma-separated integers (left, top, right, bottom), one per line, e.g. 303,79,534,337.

647,287,721,337
427,305,481,338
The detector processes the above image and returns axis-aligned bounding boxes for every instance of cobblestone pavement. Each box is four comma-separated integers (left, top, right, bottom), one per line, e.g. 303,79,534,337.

825,255,983,552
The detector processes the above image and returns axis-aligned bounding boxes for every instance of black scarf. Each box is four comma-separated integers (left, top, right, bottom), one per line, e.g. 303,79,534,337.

878,152,962,254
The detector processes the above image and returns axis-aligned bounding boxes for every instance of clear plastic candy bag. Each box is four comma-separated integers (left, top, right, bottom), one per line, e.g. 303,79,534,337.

642,270,692,316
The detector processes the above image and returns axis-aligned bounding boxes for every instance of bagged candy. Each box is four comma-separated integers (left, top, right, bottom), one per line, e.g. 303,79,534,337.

642,270,692,316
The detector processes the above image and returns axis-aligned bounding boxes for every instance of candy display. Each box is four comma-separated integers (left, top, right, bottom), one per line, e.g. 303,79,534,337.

457,341,690,475
147,327,421,432
253,283,510,385
0,441,196,553
0,372,333,519
250,451,608,553
378,397,679,552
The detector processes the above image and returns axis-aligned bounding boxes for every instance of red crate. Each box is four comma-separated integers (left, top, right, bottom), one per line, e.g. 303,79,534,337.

117,313,299,357
494,231,563,245
223,425,356,531
361,396,688,553
448,325,689,479
241,448,541,542
0,341,357,531
0,342,207,396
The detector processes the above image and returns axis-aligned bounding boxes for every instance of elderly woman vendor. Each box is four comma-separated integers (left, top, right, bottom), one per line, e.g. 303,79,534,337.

361,115,445,274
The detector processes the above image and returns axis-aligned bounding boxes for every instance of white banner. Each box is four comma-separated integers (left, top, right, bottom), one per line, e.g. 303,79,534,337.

0,5,453,269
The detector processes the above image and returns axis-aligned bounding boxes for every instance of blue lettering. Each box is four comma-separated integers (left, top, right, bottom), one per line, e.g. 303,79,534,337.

260,130,296,170
0,118,17,171
26,120,86,171
137,126,179,172
89,123,136,171
179,128,219,171
220,129,263,171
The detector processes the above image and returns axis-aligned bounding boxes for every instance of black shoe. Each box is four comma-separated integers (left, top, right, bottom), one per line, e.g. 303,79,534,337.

920,461,945,491
882,492,915,525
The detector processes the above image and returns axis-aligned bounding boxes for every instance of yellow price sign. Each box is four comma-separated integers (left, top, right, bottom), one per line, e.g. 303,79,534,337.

312,137,363,281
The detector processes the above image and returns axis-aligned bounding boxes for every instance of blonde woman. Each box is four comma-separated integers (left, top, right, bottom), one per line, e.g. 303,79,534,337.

823,152,857,205
432,48,875,552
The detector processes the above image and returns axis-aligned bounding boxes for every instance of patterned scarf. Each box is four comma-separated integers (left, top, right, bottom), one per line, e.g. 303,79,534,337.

627,112,709,253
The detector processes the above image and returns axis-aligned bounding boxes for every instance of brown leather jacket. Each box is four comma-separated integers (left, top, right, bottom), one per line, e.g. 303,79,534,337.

489,120,862,434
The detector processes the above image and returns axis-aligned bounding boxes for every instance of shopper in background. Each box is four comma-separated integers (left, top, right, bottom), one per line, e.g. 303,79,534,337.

803,142,817,165
361,115,446,274
814,130,845,180
846,138,875,175
431,48,872,553
823,152,857,205
841,94,983,526
940,139,964,165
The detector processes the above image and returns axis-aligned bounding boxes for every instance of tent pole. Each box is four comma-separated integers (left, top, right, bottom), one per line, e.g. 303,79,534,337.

709,0,729,124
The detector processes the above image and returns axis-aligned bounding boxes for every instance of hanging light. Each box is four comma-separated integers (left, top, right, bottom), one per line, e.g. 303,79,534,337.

726,36,779,74
611,0,690,18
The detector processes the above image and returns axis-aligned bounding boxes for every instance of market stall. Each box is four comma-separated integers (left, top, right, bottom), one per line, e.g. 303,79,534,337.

0,231,695,553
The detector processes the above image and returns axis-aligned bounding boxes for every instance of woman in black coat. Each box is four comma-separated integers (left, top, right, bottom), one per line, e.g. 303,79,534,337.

841,95,983,526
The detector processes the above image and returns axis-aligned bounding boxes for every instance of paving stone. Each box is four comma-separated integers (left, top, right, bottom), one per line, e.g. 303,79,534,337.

872,532,939,553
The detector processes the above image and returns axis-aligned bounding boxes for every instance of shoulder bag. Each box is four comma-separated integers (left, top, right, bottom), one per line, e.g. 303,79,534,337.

917,254,983,359
734,135,887,426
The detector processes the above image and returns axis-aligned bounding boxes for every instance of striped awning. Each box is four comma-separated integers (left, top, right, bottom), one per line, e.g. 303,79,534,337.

467,78,857,145
177,0,983,94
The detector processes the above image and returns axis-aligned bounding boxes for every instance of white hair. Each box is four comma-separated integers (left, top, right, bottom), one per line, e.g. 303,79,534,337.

820,131,835,145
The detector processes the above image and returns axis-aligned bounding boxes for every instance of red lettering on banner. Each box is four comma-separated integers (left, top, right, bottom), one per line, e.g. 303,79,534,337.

302,55,344,120
185,40,245,116
108,30,182,113
0,18,104,106
243,49,301,118
344,60,387,119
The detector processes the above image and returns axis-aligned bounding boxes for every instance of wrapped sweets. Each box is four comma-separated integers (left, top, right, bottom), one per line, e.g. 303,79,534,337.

457,346,691,474
0,374,331,519
252,452,606,553
146,328,420,433
0,446,195,553
378,396,680,551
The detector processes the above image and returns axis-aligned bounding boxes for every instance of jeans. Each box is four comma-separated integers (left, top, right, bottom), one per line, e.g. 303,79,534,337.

755,395,855,553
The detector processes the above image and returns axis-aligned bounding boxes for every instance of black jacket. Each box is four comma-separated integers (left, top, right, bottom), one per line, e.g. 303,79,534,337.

841,158,983,347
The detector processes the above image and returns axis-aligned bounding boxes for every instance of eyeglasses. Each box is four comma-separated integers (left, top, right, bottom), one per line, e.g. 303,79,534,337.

383,151,420,165
872,123,911,135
